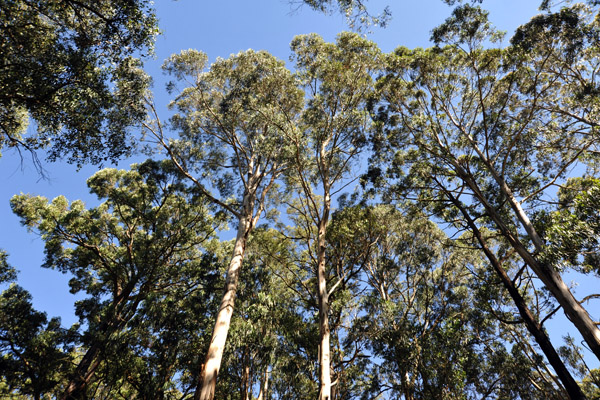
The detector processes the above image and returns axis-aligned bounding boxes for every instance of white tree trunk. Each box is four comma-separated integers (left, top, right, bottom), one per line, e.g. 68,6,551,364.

317,194,332,400
257,366,269,400
195,209,252,400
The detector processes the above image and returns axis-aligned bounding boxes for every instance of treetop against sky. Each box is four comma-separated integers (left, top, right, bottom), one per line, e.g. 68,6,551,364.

0,0,577,336
0,1,599,398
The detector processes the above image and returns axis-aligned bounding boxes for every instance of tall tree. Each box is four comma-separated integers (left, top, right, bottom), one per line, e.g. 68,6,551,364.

335,205,572,399
0,0,157,166
371,1,600,388
153,49,303,400
11,160,217,399
286,31,380,400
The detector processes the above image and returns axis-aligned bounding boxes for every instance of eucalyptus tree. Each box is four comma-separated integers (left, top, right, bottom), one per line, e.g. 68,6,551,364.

152,49,303,400
11,160,217,399
372,2,600,372
0,0,157,166
285,32,380,400
204,228,308,400
333,205,571,399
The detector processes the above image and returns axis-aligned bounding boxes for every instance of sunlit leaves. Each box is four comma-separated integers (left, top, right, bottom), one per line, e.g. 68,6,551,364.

0,0,157,165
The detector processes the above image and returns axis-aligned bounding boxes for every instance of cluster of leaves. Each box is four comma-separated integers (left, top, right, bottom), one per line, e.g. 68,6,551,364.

0,0,157,165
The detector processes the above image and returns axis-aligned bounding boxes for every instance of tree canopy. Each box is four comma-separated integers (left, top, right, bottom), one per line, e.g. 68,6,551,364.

0,0,158,166
2,1,600,400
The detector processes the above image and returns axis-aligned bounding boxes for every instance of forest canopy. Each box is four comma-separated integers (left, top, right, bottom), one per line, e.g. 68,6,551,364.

1,1,599,400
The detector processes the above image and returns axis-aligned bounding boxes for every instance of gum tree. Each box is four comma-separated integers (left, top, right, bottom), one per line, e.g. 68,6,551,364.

371,3,599,394
286,31,380,400
152,49,303,400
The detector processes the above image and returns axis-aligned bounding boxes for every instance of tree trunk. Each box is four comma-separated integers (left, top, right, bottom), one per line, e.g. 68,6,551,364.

195,202,253,400
257,366,269,400
456,164,600,361
61,348,102,400
401,371,415,400
240,346,250,400
446,190,587,399
317,192,332,400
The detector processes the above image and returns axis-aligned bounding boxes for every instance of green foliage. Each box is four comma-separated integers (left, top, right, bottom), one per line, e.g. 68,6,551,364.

0,0,157,165
370,3,600,396
372,0,600,300
11,160,219,397
163,48,304,216
91,251,223,399
3,3,599,398
0,251,16,285
580,368,600,398
0,284,75,399
541,178,600,274
291,32,381,169
336,205,565,399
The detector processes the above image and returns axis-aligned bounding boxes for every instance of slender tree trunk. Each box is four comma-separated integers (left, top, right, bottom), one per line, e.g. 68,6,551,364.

455,164,600,361
257,366,269,400
317,192,332,400
240,346,250,400
401,371,415,400
446,189,587,399
195,196,254,400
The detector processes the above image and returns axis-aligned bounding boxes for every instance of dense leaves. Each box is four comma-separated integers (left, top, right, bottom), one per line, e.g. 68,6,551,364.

10,160,218,398
0,285,75,399
0,0,157,166
371,1,600,371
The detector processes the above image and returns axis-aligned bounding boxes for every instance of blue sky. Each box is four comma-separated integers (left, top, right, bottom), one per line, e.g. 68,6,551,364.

3,0,594,368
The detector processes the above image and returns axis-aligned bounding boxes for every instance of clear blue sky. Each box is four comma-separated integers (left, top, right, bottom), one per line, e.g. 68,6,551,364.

3,0,594,368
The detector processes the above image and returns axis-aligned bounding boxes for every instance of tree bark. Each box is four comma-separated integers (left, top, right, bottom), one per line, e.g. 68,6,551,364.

257,366,269,400
61,349,102,400
240,346,250,400
195,196,253,400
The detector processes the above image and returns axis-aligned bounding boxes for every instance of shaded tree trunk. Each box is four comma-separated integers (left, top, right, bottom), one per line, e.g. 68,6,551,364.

445,188,588,400
61,348,102,400
240,346,251,400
